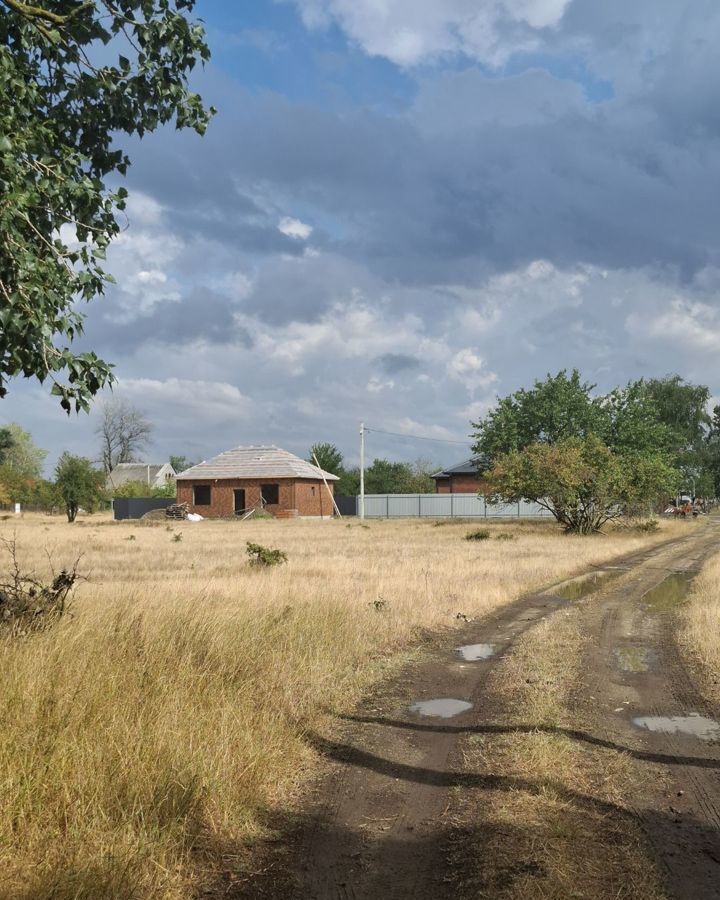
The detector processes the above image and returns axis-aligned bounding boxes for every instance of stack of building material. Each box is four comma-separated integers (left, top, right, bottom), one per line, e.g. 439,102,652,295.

165,502,189,520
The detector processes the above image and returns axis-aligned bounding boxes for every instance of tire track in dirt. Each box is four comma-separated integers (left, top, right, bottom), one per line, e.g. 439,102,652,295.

575,519,720,899
235,530,713,899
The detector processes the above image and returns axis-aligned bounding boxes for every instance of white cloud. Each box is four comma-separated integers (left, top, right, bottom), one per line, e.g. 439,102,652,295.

291,0,571,67
119,378,254,422
626,298,720,353
367,376,395,393
447,348,498,393
278,216,313,240
136,269,167,285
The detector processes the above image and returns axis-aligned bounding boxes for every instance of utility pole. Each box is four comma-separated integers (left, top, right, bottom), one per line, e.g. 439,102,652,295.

359,422,365,520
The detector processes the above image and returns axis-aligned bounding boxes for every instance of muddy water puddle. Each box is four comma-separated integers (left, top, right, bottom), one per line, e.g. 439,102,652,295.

456,643,496,661
632,713,720,741
642,573,693,611
409,699,472,718
614,646,653,673
551,570,620,601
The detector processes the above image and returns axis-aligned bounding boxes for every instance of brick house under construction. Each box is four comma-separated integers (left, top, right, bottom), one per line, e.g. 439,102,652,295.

175,445,338,518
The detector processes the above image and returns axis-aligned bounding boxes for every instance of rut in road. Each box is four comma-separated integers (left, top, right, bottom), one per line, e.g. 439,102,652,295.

237,524,720,900
577,518,720,900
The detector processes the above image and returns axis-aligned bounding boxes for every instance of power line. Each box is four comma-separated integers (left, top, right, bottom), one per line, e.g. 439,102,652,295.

365,425,474,447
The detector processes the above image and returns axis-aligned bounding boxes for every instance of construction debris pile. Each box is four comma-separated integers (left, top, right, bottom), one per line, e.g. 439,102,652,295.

165,502,189,520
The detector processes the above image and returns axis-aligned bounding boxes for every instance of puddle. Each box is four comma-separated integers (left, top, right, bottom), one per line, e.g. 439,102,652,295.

552,570,619,601
456,643,496,661
632,713,720,741
643,573,692,611
614,646,652,673
409,698,473,718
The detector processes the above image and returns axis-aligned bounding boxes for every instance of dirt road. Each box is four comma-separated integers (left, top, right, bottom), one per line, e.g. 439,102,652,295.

239,522,720,899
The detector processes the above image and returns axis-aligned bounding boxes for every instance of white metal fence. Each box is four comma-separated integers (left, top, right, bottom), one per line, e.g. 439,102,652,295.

358,493,552,519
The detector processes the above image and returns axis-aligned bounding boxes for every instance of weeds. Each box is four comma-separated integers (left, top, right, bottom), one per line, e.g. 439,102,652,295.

466,528,491,541
246,541,287,567
0,538,80,636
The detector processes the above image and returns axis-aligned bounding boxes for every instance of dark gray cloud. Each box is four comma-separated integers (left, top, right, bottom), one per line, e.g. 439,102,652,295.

377,353,422,374
8,2,720,474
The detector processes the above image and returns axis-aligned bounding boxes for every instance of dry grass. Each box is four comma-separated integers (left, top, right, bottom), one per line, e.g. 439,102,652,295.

679,548,720,705
0,513,682,898
450,608,666,899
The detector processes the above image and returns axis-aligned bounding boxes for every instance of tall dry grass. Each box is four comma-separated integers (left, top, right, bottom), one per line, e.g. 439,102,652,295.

680,548,720,705
0,514,684,898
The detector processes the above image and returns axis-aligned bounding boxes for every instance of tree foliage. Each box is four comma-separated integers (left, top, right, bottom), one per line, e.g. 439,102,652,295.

0,0,213,411
308,442,344,476
473,370,605,459
54,451,105,522
169,454,195,473
0,422,46,477
96,397,153,473
473,370,717,498
487,436,679,534
111,478,175,498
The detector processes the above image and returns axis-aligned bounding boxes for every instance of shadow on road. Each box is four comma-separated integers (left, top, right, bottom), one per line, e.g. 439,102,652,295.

338,714,720,769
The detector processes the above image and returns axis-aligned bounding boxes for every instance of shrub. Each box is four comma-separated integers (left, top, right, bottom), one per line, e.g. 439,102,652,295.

631,519,660,533
246,542,287,567
495,532,516,541
466,529,491,541
0,539,80,636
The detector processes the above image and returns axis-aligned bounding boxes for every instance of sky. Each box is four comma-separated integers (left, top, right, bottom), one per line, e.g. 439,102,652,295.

8,0,720,473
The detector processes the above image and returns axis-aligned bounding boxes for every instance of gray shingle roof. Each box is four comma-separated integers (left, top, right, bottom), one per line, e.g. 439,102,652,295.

175,446,340,482
432,456,487,478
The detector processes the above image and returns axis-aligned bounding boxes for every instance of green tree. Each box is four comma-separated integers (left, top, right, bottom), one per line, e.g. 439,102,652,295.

472,370,605,461
487,436,678,534
336,466,360,496
111,478,175,499
0,426,14,463
54,453,105,522
1,423,46,478
309,442,344,475
404,458,437,493
642,376,711,449
169,454,196,474
363,459,418,493
0,1,213,412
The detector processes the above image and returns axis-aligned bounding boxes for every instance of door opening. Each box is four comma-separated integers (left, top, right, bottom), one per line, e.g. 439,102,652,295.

234,489,246,514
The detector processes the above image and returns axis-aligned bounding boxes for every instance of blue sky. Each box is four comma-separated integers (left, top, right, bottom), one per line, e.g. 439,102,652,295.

8,0,720,472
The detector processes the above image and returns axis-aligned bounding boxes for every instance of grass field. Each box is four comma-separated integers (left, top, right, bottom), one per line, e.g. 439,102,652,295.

680,547,720,705
0,513,686,898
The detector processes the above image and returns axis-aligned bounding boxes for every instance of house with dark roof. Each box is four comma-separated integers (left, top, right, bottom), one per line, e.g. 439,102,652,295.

431,456,489,494
175,445,339,518
107,462,176,492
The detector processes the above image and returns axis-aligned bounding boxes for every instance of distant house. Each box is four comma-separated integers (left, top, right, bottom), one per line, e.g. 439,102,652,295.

432,456,489,494
176,445,338,518
106,462,176,493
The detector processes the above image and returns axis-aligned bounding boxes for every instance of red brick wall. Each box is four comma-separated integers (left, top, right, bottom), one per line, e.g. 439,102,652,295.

434,474,490,494
176,478,334,518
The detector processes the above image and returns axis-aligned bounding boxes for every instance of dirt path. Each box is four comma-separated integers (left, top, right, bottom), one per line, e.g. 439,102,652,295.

575,519,720,899
238,524,720,899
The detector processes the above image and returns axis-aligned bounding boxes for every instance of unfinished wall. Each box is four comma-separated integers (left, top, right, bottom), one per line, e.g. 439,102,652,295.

176,478,333,518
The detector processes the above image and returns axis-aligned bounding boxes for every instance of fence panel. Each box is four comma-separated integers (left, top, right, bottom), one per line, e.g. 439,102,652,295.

450,494,486,517
418,495,452,517
355,494,547,519
112,498,174,521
